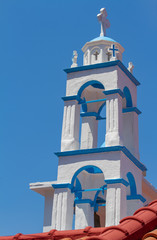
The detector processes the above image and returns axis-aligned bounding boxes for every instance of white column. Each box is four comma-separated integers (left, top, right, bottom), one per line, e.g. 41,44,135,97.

105,94,123,146
105,183,127,226
43,191,54,232
75,203,94,229
80,116,98,149
52,188,74,230
61,100,80,151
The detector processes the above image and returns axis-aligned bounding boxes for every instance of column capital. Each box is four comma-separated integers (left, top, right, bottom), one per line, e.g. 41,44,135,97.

103,89,124,98
105,178,129,187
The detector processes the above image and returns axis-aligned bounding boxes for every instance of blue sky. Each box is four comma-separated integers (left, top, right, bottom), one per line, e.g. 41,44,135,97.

0,0,157,236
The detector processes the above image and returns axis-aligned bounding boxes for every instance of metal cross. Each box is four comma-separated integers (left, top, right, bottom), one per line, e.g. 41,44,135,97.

97,8,110,36
106,51,112,61
109,44,119,57
93,51,99,60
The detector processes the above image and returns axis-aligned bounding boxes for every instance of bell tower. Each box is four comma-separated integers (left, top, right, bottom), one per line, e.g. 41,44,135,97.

30,7,157,232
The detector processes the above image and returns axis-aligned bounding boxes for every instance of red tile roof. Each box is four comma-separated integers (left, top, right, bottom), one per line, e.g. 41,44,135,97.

0,200,157,240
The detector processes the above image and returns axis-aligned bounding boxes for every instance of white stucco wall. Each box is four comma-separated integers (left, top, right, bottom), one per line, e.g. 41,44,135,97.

57,151,121,183
66,66,118,97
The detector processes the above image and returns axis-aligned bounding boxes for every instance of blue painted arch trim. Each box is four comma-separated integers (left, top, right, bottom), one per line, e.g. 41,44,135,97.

123,87,133,107
126,172,137,195
71,165,103,189
55,146,147,172
64,60,140,86
77,80,104,103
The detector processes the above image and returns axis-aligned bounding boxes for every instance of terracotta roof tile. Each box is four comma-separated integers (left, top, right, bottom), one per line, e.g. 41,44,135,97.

0,200,157,240
142,229,157,240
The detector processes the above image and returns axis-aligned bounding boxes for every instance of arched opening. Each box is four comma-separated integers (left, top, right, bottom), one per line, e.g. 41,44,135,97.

93,191,106,227
97,103,106,147
123,87,133,108
71,165,106,229
77,80,106,150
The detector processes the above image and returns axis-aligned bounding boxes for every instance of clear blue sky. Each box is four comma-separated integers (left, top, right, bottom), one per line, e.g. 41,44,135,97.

0,0,157,236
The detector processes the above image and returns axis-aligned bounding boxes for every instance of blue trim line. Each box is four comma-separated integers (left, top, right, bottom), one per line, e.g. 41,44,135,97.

123,107,141,115
64,60,140,86
97,203,106,207
83,98,106,104
55,146,147,172
62,95,78,101
105,178,129,187
127,194,146,203
103,89,124,98
52,183,72,189
80,112,98,118
74,199,93,206
80,112,106,120
73,186,107,193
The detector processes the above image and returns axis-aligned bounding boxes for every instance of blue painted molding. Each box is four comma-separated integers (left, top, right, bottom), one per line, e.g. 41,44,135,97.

122,147,146,171
127,194,146,203
62,95,78,101
80,112,98,118
52,183,72,189
103,89,124,98
105,178,129,187
123,107,141,115
80,112,106,120
55,146,147,172
73,186,107,193
64,60,140,86
74,198,93,206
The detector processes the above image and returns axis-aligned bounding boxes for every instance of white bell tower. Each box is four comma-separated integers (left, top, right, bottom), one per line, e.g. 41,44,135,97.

30,8,157,232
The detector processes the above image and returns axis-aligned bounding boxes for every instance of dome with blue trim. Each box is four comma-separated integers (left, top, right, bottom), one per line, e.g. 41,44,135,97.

90,36,116,43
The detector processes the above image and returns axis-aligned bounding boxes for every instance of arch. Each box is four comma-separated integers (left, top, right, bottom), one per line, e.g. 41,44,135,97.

127,172,137,196
74,177,82,199
77,80,105,103
123,87,132,108
71,165,103,189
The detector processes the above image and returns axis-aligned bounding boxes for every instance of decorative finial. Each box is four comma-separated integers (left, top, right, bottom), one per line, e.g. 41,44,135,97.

128,62,134,74
71,50,78,68
97,8,110,36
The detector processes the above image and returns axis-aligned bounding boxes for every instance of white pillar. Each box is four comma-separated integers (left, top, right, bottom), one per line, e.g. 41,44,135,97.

43,191,54,232
80,116,98,149
75,203,94,229
61,100,80,151
105,183,127,226
105,94,123,147
52,188,74,230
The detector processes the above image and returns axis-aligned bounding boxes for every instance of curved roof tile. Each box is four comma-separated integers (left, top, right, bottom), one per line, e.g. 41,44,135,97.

0,200,157,240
